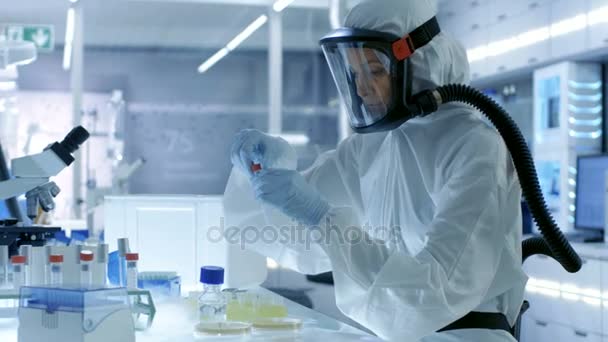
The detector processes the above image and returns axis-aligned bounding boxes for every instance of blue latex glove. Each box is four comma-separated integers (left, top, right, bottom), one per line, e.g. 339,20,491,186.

230,129,292,177
252,169,330,226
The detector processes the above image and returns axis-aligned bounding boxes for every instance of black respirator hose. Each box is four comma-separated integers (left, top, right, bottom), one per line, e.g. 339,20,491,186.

414,84,582,273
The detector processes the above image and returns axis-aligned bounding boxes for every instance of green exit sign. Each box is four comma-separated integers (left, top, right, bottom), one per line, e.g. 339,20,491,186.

5,25,55,52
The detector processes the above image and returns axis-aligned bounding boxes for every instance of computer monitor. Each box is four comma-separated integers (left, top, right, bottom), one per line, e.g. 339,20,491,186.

575,154,608,231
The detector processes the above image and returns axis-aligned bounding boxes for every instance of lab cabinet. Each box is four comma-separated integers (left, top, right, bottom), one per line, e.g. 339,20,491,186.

517,6,551,66
468,0,493,6
491,0,537,24
521,316,550,342
548,0,589,60
602,262,608,339
486,8,550,73
509,11,552,70
550,325,603,342
459,0,608,81
462,2,493,32
522,319,602,342
553,326,603,342
521,243,608,341
464,29,491,80
486,20,516,74
439,0,492,35
588,0,608,50
524,255,603,335
104,195,267,290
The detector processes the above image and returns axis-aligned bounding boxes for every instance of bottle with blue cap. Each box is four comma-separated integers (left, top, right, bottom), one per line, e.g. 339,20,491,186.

198,266,226,322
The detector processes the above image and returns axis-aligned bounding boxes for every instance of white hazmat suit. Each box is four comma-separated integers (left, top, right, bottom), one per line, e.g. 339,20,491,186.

223,0,528,341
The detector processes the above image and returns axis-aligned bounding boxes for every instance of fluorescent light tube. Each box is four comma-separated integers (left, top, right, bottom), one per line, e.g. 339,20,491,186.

550,14,587,37
273,0,295,12
63,7,75,70
226,15,268,51
197,47,229,73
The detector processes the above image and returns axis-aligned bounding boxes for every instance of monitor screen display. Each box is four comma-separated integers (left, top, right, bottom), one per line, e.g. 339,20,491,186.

575,155,608,231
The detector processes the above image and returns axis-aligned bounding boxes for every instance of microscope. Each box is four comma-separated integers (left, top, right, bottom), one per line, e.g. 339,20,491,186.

0,126,89,254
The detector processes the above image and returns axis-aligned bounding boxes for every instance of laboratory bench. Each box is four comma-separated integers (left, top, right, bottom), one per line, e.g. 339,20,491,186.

0,287,381,342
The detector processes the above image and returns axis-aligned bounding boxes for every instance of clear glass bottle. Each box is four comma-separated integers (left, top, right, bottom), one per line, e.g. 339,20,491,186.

80,251,94,287
125,253,139,289
49,255,64,286
11,255,27,289
198,266,226,322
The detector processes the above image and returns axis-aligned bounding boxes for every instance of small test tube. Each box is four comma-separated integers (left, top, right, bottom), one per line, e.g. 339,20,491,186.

80,251,94,287
19,246,32,286
11,256,27,289
44,246,53,285
49,255,64,286
125,253,139,289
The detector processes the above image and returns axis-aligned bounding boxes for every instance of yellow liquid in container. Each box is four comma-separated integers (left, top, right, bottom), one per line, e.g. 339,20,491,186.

256,304,288,318
226,301,256,321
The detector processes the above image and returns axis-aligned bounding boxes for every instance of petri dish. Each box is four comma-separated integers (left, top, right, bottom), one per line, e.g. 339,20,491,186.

252,318,302,331
194,321,252,336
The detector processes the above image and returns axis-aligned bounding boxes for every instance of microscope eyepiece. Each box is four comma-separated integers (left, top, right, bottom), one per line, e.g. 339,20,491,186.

60,126,90,154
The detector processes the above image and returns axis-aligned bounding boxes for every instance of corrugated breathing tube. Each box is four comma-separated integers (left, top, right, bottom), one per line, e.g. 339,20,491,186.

415,84,582,273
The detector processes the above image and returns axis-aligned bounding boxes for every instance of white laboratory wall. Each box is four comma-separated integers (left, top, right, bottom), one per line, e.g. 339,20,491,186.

439,0,608,81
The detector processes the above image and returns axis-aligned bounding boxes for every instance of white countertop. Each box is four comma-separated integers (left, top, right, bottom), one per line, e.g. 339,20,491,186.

522,235,608,261
141,287,381,341
0,287,381,342
569,242,608,261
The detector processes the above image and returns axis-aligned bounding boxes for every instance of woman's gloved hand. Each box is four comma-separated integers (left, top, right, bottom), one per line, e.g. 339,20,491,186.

230,129,294,177
252,169,330,226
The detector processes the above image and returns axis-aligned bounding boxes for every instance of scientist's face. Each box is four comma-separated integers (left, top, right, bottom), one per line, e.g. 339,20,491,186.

347,48,392,113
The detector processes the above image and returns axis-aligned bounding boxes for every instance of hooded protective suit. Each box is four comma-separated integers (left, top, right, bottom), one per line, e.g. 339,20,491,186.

224,0,528,341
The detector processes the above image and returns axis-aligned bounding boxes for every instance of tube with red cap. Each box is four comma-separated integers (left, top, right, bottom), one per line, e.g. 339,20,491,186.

80,251,94,287
11,255,27,289
125,253,139,289
49,255,64,286
251,163,262,173
250,162,293,226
